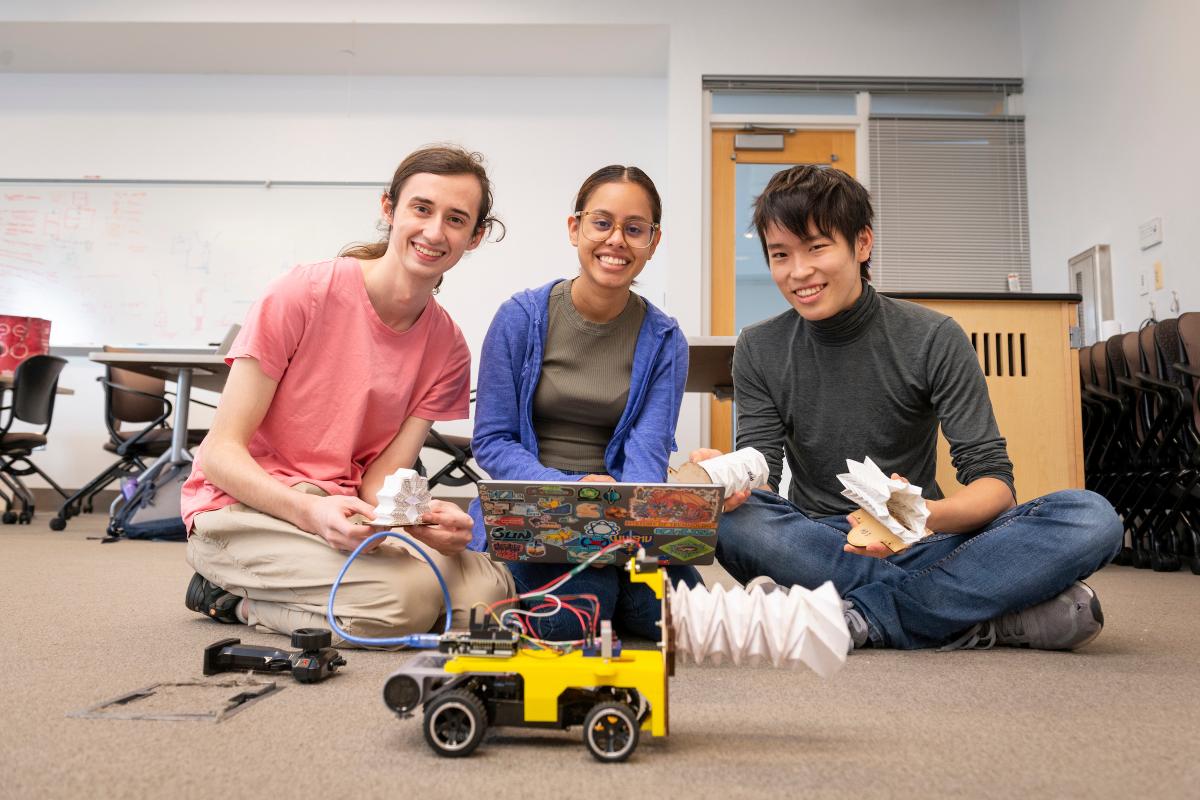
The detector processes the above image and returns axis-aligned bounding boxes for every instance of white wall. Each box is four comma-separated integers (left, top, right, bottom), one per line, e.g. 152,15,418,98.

2,74,669,490
0,0,1027,494
1021,0,1199,331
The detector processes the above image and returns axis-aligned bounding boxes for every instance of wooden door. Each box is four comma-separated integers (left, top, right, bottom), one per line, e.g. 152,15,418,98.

709,129,857,450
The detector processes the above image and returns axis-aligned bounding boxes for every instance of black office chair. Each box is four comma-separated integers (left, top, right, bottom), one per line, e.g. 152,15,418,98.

0,354,70,524
50,350,209,531
416,390,483,488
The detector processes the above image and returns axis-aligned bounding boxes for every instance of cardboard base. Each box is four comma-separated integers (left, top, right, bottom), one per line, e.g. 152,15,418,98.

845,510,911,553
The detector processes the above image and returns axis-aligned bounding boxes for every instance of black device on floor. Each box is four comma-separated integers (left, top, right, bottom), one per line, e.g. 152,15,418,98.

203,627,346,684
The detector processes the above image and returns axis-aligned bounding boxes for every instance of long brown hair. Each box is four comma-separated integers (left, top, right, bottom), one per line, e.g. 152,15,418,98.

340,145,504,286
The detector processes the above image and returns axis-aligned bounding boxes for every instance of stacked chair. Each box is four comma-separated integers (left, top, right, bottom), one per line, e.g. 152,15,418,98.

1078,312,1200,574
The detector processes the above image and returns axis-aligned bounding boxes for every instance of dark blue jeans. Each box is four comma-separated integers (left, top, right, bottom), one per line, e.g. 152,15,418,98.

507,561,702,641
716,489,1123,649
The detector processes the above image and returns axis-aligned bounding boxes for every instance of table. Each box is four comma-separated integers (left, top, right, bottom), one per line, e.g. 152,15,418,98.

685,336,735,400
0,373,75,396
87,351,229,469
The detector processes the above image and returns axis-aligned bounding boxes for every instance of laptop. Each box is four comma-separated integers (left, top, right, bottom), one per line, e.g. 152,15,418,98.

479,480,724,566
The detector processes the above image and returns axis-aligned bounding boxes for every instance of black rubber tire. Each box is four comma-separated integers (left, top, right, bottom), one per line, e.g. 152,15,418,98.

48,517,67,531
423,689,487,758
291,627,333,651
583,701,639,763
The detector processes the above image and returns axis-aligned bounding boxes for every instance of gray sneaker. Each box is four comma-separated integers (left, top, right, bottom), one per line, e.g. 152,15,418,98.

941,582,1104,652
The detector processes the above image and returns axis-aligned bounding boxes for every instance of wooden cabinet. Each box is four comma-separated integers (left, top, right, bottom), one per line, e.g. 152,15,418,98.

887,292,1084,502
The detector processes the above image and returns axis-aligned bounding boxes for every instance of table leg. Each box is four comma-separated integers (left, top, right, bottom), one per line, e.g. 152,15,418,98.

169,368,194,466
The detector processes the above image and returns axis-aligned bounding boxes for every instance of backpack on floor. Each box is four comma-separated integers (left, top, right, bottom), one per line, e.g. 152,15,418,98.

107,463,188,541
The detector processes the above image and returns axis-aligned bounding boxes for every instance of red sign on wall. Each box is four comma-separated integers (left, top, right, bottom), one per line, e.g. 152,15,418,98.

0,316,52,376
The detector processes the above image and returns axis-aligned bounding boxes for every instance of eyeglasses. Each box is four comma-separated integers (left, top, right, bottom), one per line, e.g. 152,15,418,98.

573,211,659,249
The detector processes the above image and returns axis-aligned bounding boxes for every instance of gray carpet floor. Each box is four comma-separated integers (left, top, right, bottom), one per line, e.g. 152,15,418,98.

2,512,1198,800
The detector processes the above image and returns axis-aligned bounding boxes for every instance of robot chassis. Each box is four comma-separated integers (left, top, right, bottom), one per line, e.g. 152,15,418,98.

383,551,675,763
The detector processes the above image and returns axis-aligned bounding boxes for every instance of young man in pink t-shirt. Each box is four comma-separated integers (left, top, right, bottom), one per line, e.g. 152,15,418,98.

181,146,514,642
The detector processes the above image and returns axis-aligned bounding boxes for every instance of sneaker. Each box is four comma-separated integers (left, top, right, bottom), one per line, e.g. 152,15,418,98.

185,572,241,624
842,601,872,652
941,581,1104,652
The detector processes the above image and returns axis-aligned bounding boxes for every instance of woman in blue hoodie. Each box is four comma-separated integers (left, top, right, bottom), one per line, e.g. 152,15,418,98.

469,165,700,641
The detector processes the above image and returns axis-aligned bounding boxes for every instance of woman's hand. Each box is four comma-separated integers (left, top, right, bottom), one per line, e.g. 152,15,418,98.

404,500,474,556
579,474,615,482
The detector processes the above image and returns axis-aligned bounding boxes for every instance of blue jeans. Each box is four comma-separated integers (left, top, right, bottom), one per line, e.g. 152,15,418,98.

507,561,702,642
716,489,1123,649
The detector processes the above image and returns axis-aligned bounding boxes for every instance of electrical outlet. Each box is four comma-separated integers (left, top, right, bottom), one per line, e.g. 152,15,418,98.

1139,269,1150,296
1154,261,1164,291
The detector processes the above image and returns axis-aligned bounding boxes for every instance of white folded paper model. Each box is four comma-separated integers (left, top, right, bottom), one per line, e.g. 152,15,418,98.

369,468,432,527
670,580,850,677
670,447,770,498
836,457,930,545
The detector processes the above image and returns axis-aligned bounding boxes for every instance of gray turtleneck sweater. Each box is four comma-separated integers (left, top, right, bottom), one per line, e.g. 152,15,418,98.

733,282,1015,517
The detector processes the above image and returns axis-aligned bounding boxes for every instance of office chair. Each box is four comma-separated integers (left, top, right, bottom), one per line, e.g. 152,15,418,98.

50,349,210,531
0,355,69,524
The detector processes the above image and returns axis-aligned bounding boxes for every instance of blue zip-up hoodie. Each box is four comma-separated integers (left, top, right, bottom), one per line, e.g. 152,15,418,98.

467,279,689,550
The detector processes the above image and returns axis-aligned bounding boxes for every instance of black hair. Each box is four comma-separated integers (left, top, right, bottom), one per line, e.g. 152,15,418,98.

751,165,873,280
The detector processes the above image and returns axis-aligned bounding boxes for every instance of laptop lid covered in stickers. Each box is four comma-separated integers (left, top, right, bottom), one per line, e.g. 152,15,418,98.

478,480,723,567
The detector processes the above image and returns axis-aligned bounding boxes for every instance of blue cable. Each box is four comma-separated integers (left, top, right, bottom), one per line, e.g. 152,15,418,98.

326,530,451,648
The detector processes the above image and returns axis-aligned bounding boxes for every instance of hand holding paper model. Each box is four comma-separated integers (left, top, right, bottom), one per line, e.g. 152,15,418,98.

837,457,930,551
670,447,769,498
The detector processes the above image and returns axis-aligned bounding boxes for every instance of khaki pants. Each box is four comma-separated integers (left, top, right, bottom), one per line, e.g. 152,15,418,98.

186,483,514,647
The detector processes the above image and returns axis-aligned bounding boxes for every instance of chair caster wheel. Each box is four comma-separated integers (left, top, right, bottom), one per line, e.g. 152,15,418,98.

1189,558,1200,576
49,517,67,531
18,512,32,524
1132,549,1152,569
1113,547,1133,566
1151,553,1180,572
2,511,16,524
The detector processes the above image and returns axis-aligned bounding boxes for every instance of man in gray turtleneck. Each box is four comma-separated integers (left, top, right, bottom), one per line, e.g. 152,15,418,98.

703,165,1122,652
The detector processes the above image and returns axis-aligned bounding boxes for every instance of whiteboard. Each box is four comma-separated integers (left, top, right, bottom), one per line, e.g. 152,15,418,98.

0,182,384,346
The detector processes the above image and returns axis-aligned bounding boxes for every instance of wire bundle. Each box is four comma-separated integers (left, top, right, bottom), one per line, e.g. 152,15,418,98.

669,580,850,677
478,539,636,652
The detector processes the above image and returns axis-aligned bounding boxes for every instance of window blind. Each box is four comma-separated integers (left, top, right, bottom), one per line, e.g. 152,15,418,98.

868,117,1030,293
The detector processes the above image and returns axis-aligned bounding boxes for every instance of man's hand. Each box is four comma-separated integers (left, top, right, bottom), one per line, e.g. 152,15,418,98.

843,472,925,558
689,447,724,463
842,537,895,559
404,499,474,556
302,493,378,552
579,474,615,483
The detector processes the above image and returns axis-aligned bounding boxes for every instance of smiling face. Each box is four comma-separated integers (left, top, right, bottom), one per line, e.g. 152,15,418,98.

765,221,873,321
382,172,485,286
567,180,660,293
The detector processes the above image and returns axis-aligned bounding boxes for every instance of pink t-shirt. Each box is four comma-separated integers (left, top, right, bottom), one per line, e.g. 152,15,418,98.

181,257,470,529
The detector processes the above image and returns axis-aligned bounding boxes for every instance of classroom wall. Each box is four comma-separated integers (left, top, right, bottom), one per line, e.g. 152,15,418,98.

0,0,1026,493
1020,0,1199,329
